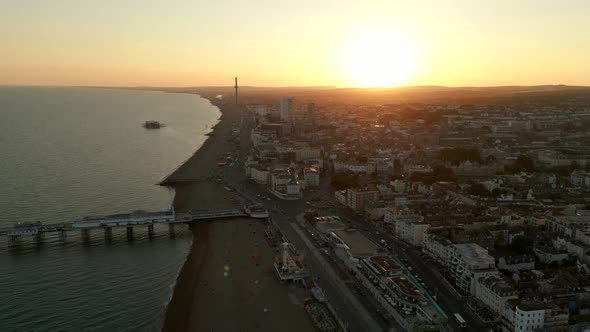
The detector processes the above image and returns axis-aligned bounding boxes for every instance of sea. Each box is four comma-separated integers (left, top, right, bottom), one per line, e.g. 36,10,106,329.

0,87,221,331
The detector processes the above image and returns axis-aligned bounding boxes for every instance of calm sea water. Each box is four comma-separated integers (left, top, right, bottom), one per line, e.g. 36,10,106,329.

0,87,220,331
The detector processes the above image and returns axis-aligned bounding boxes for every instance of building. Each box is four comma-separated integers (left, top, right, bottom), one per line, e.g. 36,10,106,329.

346,187,379,212
334,190,347,205
280,97,294,122
388,209,429,246
250,166,269,184
422,232,452,265
497,256,535,272
474,276,518,316
269,169,302,200
330,229,378,267
302,167,320,188
447,243,498,295
390,179,407,193
333,160,376,174
502,301,547,332
533,246,569,264
571,170,590,187
276,143,321,162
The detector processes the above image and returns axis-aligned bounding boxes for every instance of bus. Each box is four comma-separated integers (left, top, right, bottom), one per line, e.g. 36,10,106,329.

453,313,467,328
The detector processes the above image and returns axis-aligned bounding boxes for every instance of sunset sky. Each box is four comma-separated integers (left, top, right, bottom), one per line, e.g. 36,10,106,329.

1,0,589,87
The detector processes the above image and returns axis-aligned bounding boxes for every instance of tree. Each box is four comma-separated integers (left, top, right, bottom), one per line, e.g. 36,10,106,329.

439,148,482,165
509,236,533,255
485,155,497,165
411,166,457,184
491,188,507,197
330,172,359,190
467,183,490,197
514,155,535,172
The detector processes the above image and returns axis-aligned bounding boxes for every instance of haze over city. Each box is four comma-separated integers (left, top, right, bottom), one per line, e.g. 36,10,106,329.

1,0,590,87
4,2,590,332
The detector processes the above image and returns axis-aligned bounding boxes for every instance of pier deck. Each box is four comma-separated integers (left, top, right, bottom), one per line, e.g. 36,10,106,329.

0,207,261,241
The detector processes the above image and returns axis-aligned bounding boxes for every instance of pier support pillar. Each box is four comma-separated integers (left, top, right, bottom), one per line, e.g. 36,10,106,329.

58,230,67,241
8,235,19,245
148,224,154,238
168,223,175,237
104,227,112,242
34,231,44,242
81,229,90,242
126,226,134,241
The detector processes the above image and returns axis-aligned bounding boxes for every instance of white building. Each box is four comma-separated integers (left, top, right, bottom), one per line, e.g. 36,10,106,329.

280,97,294,122
384,206,412,224
395,218,429,247
269,170,302,200
250,166,269,184
422,232,452,265
390,179,407,193
385,206,428,246
571,170,590,187
502,301,546,332
346,187,379,212
497,256,535,272
333,160,376,174
447,243,498,295
302,167,320,188
334,190,347,205
533,246,569,264
474,276,518,317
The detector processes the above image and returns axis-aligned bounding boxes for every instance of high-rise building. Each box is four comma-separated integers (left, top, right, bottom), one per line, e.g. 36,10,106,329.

280,97,294,122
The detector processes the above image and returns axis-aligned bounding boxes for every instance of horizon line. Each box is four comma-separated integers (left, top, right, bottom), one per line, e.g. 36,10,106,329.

2,83,590,90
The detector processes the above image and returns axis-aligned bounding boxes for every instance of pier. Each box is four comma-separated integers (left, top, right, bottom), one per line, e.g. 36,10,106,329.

1,207,266,244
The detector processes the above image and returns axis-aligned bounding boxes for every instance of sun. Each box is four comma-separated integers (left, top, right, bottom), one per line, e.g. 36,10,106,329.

342,30,416,87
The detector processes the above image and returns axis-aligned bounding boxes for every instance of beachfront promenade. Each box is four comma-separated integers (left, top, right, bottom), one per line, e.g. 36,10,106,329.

0,207,263,243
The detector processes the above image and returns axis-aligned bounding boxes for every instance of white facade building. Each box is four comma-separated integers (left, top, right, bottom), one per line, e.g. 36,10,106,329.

250,166,269,184
497,256,535,272
474,276,518,317
280,97,294,122
302,167,320,188
571,170,590,187
335,190,347,205
447,243,498,295
422,232,452,265
346,188,379,212
502,301,546,332
333,160,376,174
395,219,429,247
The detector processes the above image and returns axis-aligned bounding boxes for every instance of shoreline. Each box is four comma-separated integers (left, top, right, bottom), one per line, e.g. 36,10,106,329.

160,95,315,332
160,96,241,331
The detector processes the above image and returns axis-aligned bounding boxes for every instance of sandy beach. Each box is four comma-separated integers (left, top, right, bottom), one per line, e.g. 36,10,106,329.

161,98,314,332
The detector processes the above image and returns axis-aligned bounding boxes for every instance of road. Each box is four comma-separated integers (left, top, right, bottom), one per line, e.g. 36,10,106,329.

311,197,490,332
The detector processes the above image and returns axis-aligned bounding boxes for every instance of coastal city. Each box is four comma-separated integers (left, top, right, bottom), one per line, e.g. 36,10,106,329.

3,2,590,332
188,85,590,332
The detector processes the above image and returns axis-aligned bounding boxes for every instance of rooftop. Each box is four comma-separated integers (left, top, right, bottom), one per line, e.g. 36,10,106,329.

451,243,495,268
478,276,516,296
332,229,378,258
387,276,424,300
368,255,402,274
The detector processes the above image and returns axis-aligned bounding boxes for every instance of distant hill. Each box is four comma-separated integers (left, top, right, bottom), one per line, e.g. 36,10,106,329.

107,84,590,105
